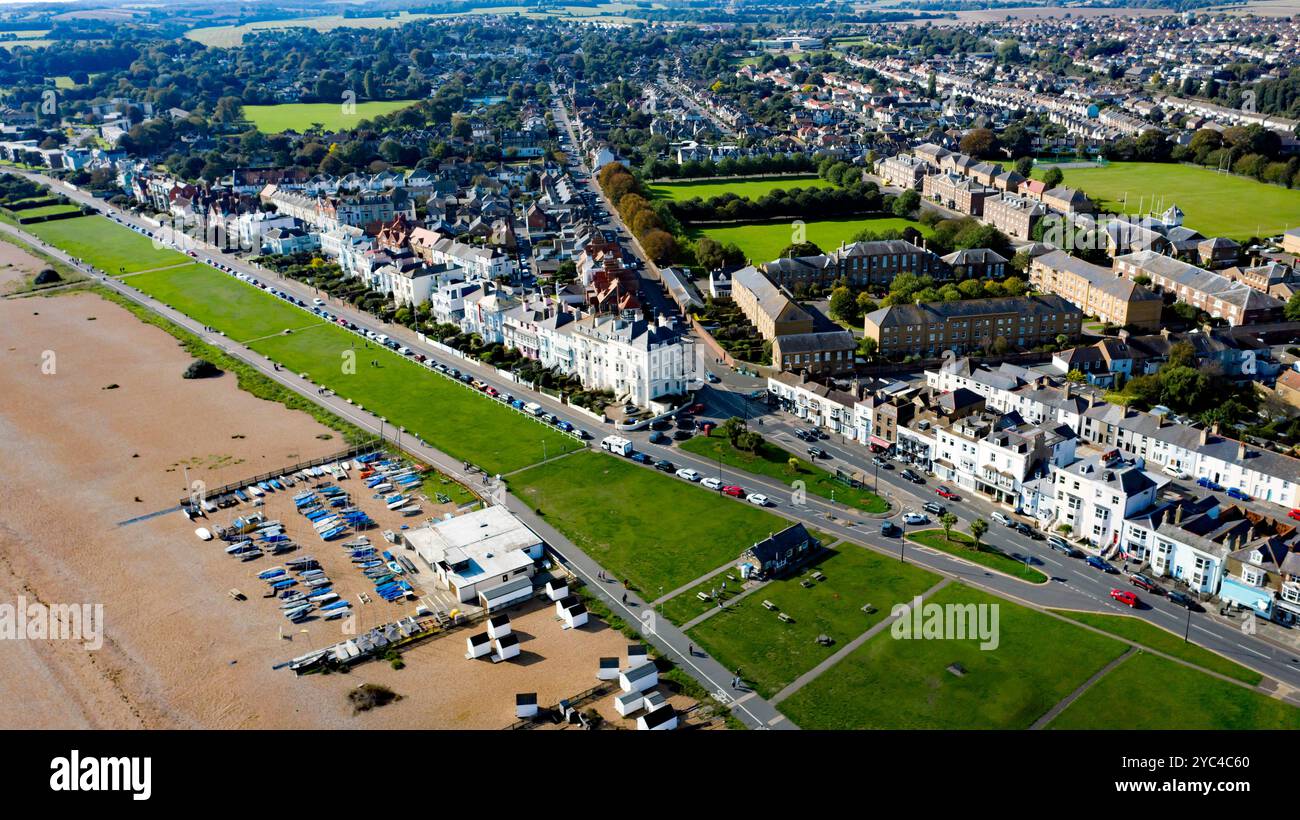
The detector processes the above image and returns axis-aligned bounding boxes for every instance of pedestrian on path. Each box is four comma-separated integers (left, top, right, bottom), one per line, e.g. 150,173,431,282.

688,643,694,657
621,592,627,605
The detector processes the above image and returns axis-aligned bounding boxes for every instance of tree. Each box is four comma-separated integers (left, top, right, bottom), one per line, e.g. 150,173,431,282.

1066,369,1086,383
969,518,989,550
695,237,727,272
720,416,747,446
829,286,860,324
1042,167,1064,188
1286,292,1300,322
959,128,998,159
640,230,677,264
857,336,878,361
940,512,958,542
1014,156,1034,177
892,188,920,217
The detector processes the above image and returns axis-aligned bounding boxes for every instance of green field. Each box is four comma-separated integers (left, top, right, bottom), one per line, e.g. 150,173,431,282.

45,219,578,473
1047,651,1300,730
687,546,938,698
507,449,788,593
25,216,189,273
649,175,832,202
692,215,932,264
781,584,1128,729
14,204,82,218
1051,610,1263,685
242,100,421,133
1033,161,1300,239
680,433,888,513
906,528,1048,584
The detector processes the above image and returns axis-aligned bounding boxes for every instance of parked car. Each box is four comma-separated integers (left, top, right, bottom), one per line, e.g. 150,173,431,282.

1129,573,1163,594
881,521,902,537
902,512,929,525
673,429,694,441
722,485,745,498
900,469,924,484
312,297,325,306
935,485,958,500
1012,522,1043,540
648,431,669,445
705,372,720,383
1048,540,1084,559
991,512,1013,527
1196,477,1224,492
676,468,701,482
630,452,651,464
701,477,723,490
1167,591,1201,611
654,459,676,473
746,493,771,507
807,447,828,460
688,403,705,414
872,456,891,470
1109,589,1140,608
1086,555,1118,574
1163,464,1190,480
923,501,946,516
1226,487,1251,501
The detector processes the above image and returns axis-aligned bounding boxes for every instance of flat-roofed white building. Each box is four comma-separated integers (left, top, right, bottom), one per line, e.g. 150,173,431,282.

404,506,544,605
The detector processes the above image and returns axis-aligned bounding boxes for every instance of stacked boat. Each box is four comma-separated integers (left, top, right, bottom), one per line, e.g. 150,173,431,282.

343,538,414,603
263,556,351,623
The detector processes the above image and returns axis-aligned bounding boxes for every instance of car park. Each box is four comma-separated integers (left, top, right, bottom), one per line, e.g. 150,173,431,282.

722,485,744,497
1087,555,1118,574
923,501,946,516
746,493,770,507
902,512,928,525
701,477,723,490
1013,522,1043,540
673,429,693,441
676,468,701,482
1109,589,1139,608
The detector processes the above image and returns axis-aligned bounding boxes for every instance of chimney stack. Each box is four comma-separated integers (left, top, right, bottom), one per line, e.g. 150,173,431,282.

1237,441,1247,461
1175,503,1184,526
1199,427,1209,446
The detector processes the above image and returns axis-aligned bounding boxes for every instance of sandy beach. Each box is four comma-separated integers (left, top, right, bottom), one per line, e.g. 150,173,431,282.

0,290,702,729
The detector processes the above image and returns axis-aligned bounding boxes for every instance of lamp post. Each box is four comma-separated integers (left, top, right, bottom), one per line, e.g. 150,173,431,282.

1184,606,1192,643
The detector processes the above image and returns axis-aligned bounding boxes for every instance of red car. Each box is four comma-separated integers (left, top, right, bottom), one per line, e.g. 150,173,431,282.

722,485,744,497
1289,509,1300,522
936,486,959,500
1110,588,1139,608
688,403,706,414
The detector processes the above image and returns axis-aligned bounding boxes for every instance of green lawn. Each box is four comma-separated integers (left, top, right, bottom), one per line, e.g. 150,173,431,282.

242,100,420,133
692,215,932,264
507,449,788,593
1033,161,1300,239
648,175,832,202
687,545,939,698
781,584,1128,729
1047,651,1300,730
96,244,578,474
680,433,888,513
14,204,81,218
24,215,189,273
906,528,1048,584
659,569,748,626
1050,610,1262,685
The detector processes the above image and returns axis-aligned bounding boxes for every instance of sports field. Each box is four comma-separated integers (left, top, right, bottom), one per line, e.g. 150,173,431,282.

1034,161,1300,239
649,175,832,202
54,218,578,473
242,100,420,133
507,449,788,593
692,215,932,264
24,216,189,273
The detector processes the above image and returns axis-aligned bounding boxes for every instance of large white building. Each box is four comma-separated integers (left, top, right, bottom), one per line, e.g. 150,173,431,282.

1048,452,1160,553
403,506,544,607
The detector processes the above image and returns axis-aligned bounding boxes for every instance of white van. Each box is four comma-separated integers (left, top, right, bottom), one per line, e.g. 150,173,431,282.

524,402,545,417
601,435,633,456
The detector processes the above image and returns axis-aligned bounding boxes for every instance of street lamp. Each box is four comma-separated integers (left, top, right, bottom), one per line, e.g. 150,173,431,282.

1183,606,1192,643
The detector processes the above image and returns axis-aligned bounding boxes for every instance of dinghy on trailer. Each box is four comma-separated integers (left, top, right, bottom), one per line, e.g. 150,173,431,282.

195,527,213,541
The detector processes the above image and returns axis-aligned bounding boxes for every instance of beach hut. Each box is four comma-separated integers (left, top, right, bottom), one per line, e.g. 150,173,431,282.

627,644,649,668
637,706,678,731
596,657,620,681
643,690,669,713
486,613,512,641
492,633,520,663
555,593,580,618
544,579,569,601
614,690,644,717
562,603,588,629
465,632,492,660
619,662,657,693
515,693,538,720
478,576,534,613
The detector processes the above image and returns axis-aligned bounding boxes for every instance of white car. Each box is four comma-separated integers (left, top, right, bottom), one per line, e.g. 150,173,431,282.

991,512,1013,527
701,477,723,491
746,493,771,507
676,468,701,482
312,298,325,306
902,512,929,526
1163,464,1190,480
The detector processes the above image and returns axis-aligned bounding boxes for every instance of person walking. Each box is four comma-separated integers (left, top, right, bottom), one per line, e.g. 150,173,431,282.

621,592,627,605
688,643,694,657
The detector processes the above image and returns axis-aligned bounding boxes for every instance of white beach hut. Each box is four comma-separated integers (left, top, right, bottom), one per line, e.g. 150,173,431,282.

637,706,677,731
619,661,657,693
492,632,520,663
515,692,538,720
614,690,644,717
465,631,492,659
486,613,512,640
